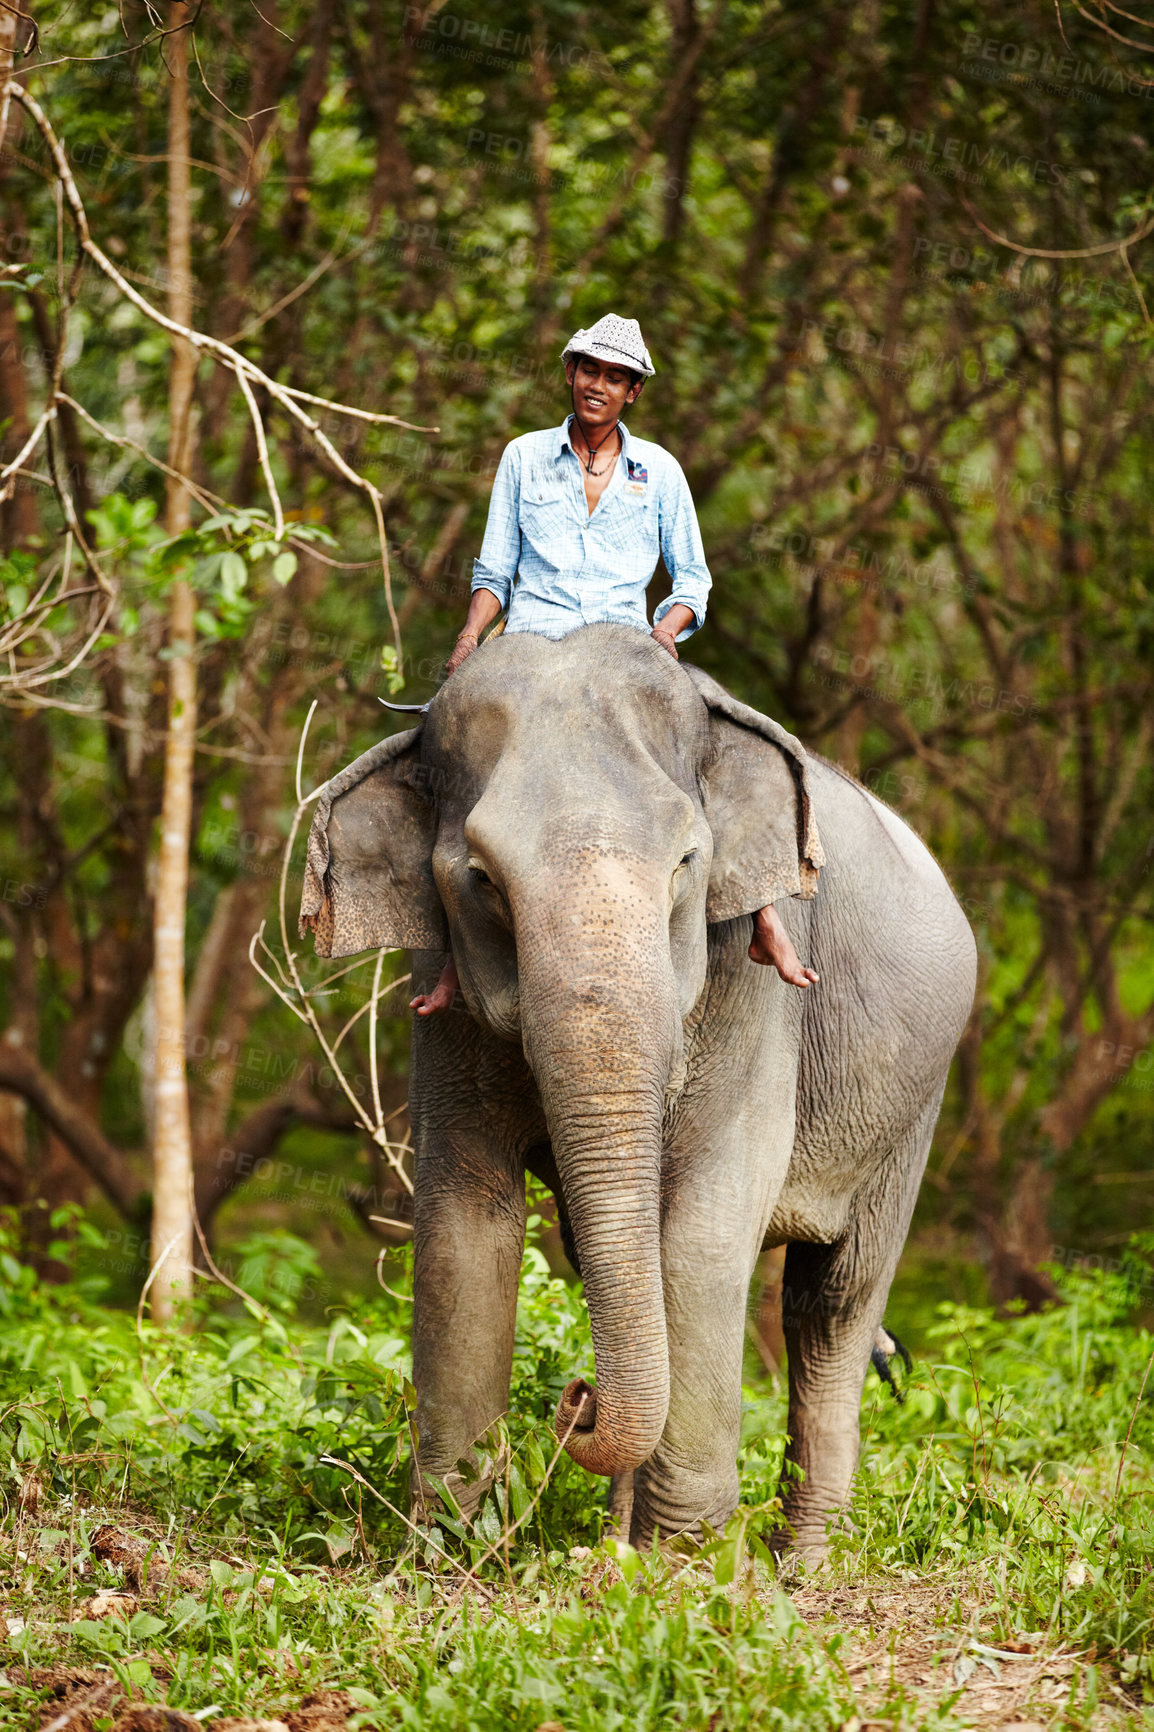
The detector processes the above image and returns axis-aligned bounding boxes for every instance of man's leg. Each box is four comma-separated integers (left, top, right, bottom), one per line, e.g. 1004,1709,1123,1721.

749,904,819,988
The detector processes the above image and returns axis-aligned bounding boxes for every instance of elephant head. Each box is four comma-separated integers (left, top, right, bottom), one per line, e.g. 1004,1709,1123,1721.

300,626,822,1479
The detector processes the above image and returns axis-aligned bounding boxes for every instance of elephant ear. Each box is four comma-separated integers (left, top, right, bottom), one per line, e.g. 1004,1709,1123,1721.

299,728,446,959
683,665,825,923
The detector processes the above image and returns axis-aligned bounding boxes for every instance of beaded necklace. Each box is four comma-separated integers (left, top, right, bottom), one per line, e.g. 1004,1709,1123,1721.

570,398,622,476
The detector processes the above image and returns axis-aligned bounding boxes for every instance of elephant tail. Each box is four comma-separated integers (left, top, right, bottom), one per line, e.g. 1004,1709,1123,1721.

870,1324,913,1403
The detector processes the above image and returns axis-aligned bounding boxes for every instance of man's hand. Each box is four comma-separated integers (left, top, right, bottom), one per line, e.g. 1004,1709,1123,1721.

650,603,695,660
445,631,479,677
444,589,504,678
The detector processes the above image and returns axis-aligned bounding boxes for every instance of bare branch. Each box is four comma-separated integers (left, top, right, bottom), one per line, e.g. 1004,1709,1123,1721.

0,401,56,500
960,191,1154,261
276,383,437,432
58,393,222,515
225,226,362,343
0,1037,143,1218
1,78,431,680
235,366,285,539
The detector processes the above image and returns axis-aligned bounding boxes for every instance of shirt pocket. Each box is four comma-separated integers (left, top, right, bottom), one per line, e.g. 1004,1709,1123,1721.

520,483,571,561
604,490,655,559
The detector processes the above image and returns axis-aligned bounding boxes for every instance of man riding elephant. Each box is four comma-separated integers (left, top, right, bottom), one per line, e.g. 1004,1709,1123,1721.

298,314,976,1557
411,313,818,1016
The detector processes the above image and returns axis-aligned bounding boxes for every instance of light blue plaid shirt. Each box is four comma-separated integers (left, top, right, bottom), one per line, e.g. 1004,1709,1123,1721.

472,415,712,642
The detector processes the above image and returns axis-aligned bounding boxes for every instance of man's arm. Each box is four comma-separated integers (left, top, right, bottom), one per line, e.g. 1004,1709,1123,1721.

651,602,696,659
447,443,521,675
652,455,712,645
445,586,504,675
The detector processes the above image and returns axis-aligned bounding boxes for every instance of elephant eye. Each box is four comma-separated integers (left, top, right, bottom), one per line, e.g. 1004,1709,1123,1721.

466,854,511,929
677,850,696,870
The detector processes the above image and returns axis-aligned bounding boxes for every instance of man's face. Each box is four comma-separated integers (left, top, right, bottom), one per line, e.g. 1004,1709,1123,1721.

566,355,644,429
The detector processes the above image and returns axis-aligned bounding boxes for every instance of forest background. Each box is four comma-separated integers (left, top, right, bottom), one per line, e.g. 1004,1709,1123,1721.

0,0,1152,1327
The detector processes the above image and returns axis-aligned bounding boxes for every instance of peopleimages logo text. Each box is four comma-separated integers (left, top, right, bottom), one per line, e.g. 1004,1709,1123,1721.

402,6,611,73
960,32,1154,99
852,114,1068,185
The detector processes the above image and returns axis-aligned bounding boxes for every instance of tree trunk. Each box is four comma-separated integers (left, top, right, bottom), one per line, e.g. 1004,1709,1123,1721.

149,2,198,1322
0,14,38,552
0,712,43,1229
836,0,934,773
659,0,699,251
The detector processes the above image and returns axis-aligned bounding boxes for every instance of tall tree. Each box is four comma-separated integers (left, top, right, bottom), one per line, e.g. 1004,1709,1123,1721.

149,2,198,1320
1,0,1150,1310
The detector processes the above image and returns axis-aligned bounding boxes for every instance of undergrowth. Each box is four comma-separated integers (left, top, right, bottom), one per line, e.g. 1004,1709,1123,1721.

0,1211,1151,1729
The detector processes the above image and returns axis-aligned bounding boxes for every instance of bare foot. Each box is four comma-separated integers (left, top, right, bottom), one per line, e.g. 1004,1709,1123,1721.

749,906,819,988
411,955,460,1016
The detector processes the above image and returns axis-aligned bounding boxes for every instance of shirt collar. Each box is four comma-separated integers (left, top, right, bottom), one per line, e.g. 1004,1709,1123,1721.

556,412,633,461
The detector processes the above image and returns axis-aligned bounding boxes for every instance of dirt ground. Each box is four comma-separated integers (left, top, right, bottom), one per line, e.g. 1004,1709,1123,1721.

789,1568,1143,1730
13,1667,355,1732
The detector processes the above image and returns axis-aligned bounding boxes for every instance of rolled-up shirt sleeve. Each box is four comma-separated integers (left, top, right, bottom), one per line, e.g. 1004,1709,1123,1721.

653,457,712,639
471,442,521,611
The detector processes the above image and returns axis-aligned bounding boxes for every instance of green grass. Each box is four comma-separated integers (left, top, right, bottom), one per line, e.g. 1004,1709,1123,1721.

0,1214,1151,1729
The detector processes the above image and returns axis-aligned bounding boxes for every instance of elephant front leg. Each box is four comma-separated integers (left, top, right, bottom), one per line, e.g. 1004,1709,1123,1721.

628,1255,750,1547
629,1129,792,1547
408,1002,546,1523
410,1148,527,1522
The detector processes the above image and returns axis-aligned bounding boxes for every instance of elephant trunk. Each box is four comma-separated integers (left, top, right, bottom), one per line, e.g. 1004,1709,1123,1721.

518,901,679,1480
548,1107,669,1477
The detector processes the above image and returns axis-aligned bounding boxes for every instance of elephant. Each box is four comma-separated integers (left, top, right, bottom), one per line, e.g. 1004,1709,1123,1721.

299,625,977,1555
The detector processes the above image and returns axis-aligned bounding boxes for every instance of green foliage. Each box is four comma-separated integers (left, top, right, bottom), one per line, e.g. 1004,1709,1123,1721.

354,1583,859,1731
82,495,338,641
228,1227,325,1313
841,1264,1154,1663
0,1216,1151,1728
379,641,403,694
2,4,1154,1715
0,549,39,623
3,0,1153,1303
0,1211,608,1558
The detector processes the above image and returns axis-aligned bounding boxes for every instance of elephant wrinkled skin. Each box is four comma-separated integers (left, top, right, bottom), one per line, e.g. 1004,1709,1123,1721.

300,626,976,1555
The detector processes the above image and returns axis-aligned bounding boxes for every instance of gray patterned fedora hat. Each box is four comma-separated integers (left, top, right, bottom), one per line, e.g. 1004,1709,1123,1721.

561,313,655,377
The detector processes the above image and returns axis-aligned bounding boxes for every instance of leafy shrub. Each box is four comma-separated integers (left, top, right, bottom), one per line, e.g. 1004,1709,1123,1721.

0,1208,1151,1695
